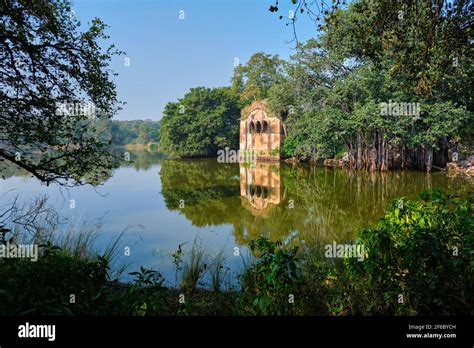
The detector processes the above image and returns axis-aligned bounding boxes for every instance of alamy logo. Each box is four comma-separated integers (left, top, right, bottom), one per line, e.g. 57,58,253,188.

217,147,257,165
380,100,420,119
324,242,366,262
55,101,96,118
18,322,56,341
0,242,38,261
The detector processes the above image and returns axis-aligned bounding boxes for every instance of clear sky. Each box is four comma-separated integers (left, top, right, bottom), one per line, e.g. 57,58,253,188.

72,0,318,120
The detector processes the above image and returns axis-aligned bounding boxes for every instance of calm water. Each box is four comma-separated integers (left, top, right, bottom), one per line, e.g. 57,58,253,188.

0,151,469,286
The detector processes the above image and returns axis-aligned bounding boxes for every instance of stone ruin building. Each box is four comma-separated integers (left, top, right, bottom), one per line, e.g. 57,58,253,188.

239,100,285,160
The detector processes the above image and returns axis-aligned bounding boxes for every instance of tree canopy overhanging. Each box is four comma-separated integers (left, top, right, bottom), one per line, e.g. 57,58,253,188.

0,0,122,185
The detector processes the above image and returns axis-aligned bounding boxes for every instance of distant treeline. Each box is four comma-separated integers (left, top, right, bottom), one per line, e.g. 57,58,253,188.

111,120,160,146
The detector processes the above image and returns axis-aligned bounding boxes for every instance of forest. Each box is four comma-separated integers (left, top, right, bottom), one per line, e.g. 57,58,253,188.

111,120,160,147
159,0,473,172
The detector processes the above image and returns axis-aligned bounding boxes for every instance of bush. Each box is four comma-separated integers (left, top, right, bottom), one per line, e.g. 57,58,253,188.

345,188,474,315
242,189,473,316
0,243,110,315
241,237,300,315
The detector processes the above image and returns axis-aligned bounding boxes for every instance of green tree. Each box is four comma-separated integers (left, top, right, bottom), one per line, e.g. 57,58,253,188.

268,0,473,170
159,87,240,157
0,0,122,185
110,120,160,146
137,123,151,144
110,122,138,145
231,52,285,106
321,0,472,107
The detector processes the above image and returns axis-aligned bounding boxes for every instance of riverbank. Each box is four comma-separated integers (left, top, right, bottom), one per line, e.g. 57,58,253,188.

319,144,474,176
322,157,474,177
0,188,472,316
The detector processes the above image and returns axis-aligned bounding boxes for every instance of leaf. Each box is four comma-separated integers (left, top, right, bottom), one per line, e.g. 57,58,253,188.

135,302,147,316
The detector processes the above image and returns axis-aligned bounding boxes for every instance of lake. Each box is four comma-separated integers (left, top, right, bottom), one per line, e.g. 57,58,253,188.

0,151,469,287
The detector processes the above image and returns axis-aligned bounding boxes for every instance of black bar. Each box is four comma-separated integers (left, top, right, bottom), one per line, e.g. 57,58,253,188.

0,316,472,346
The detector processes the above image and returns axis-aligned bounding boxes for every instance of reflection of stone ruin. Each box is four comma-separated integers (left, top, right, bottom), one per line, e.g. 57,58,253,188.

240,100,284,160
240,163,281,216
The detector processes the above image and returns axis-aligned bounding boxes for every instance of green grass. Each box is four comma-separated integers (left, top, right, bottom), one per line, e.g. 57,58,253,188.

179,238,207,292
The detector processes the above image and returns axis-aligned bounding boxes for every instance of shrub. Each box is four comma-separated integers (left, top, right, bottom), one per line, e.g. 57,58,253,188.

241,237,300,315
345,189,474,315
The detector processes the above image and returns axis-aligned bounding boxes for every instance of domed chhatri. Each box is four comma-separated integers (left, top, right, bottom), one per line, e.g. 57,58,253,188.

239,100,285,161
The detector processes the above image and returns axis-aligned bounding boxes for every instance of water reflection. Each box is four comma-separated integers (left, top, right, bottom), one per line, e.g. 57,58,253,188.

122,150,166,171
2,153,467,247
1,153,469,282
240,163,281,216
0,147,166,184
159,159,467,247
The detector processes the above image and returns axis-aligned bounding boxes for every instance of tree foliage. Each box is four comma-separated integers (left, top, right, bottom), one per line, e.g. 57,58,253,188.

159,87,240,157
0,0,122,185
111,120,160,146
231,52,285,107
267,0,473,169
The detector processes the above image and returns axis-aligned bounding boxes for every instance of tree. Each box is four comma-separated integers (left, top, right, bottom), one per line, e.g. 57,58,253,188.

268,0,473,170
0,0,122,186
231,52,285,106
110,122,138,145
321,0,473,107
110,120,161,146
271,0,472,108
159,87,240,157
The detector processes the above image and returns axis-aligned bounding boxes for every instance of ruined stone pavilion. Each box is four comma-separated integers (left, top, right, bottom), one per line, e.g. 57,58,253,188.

239,100,284,160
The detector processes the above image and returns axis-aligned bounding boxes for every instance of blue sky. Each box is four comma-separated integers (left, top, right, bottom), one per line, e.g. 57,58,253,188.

72,0,318,120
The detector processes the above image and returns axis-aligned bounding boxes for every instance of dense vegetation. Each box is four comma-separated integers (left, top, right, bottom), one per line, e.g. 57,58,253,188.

1,0,472,319
111,120,160,147
159,0,473,171
0,0,122,185
231,52,285,106
267,0,473,171
0,189,471,315
159,87,240,157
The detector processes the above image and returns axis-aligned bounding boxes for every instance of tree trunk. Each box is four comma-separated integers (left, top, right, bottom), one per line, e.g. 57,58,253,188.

426,147,433,173
380,135,387,171
356,132,362,170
